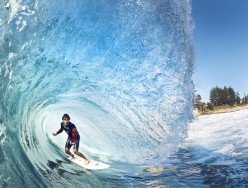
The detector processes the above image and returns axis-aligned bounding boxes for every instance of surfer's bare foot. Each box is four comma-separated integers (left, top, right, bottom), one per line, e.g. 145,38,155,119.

85,159,90,165
68,155,75,160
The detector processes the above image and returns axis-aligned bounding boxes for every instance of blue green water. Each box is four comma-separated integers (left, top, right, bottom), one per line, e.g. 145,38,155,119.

0,0,217,187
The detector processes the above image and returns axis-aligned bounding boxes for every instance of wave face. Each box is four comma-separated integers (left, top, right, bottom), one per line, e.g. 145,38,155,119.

0,0,194,187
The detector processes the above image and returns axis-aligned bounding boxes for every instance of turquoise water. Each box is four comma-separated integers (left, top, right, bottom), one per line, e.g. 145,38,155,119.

0,0,197,187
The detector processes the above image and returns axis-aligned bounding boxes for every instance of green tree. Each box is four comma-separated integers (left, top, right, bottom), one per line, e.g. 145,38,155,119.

222,86,228,105
196,94,202,101
235,92,241,105
207,102,215,111
210,86,237,106
194,93,203,110
210,86,222,106
227,86,236,106
242,93,248,105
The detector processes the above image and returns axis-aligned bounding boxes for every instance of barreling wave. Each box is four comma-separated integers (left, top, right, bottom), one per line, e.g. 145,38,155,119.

0,0,194,187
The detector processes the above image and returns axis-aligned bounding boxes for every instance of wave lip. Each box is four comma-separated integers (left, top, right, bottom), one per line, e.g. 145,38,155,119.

0,0,194,186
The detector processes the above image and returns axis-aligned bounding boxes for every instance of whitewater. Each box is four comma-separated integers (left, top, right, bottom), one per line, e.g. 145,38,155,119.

1,0,247,187
0,0,194,187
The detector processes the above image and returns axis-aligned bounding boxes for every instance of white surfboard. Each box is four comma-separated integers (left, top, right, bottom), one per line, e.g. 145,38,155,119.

48,132,109,170
68,156,110,170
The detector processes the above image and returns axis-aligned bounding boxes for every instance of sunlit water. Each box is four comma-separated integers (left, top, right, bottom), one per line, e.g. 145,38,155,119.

2,0,246,187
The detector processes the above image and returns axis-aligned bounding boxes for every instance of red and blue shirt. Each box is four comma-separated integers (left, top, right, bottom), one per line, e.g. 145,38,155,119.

56,122,79,142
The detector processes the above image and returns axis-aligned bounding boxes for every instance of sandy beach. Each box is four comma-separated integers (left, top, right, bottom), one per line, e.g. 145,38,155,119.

194,105,248,116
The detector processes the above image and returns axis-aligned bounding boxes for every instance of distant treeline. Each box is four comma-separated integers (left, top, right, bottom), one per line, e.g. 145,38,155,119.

195,86,248,111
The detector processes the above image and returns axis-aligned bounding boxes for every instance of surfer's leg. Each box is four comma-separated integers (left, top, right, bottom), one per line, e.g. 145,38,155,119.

74,150,90,164
74,150,87,159
65,139,74,157
65,147,74,157
73,139,90,164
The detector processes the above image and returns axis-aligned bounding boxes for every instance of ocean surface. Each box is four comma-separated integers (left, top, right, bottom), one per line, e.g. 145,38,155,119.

1,0,246,187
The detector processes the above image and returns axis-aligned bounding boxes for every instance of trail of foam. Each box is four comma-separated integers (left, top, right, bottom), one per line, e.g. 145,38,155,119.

184,109,248,164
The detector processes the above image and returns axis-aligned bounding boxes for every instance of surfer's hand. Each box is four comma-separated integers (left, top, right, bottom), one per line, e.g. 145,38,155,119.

70,141,76,145
52,132,57,136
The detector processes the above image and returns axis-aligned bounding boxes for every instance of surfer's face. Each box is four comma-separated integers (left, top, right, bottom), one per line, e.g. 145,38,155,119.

63,118,70,125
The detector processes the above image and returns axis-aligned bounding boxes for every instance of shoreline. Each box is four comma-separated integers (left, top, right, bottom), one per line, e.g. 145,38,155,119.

194,105,248,116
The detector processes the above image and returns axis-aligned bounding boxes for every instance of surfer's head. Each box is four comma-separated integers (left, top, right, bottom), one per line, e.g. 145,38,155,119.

62,113,70,125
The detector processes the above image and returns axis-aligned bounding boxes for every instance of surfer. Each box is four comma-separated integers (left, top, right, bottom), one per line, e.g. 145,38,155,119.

52,113,90,165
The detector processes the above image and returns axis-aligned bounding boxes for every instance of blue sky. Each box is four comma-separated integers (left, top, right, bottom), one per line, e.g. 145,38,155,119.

192,0,248,102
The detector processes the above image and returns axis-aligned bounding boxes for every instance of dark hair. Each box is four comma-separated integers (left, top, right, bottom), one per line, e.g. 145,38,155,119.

62,113,70,120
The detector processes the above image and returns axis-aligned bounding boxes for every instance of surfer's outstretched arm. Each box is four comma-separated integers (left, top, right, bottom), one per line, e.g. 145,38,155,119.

52,126,63,136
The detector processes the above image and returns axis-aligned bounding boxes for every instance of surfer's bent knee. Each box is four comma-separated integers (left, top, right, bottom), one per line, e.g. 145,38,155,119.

65,148,69,153
73,140,80,153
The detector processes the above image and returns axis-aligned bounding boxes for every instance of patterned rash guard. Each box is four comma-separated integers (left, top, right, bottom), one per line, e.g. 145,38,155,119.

56,122,79,142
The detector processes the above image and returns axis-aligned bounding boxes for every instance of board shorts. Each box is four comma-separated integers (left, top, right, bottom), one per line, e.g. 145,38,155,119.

65,134,80,151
